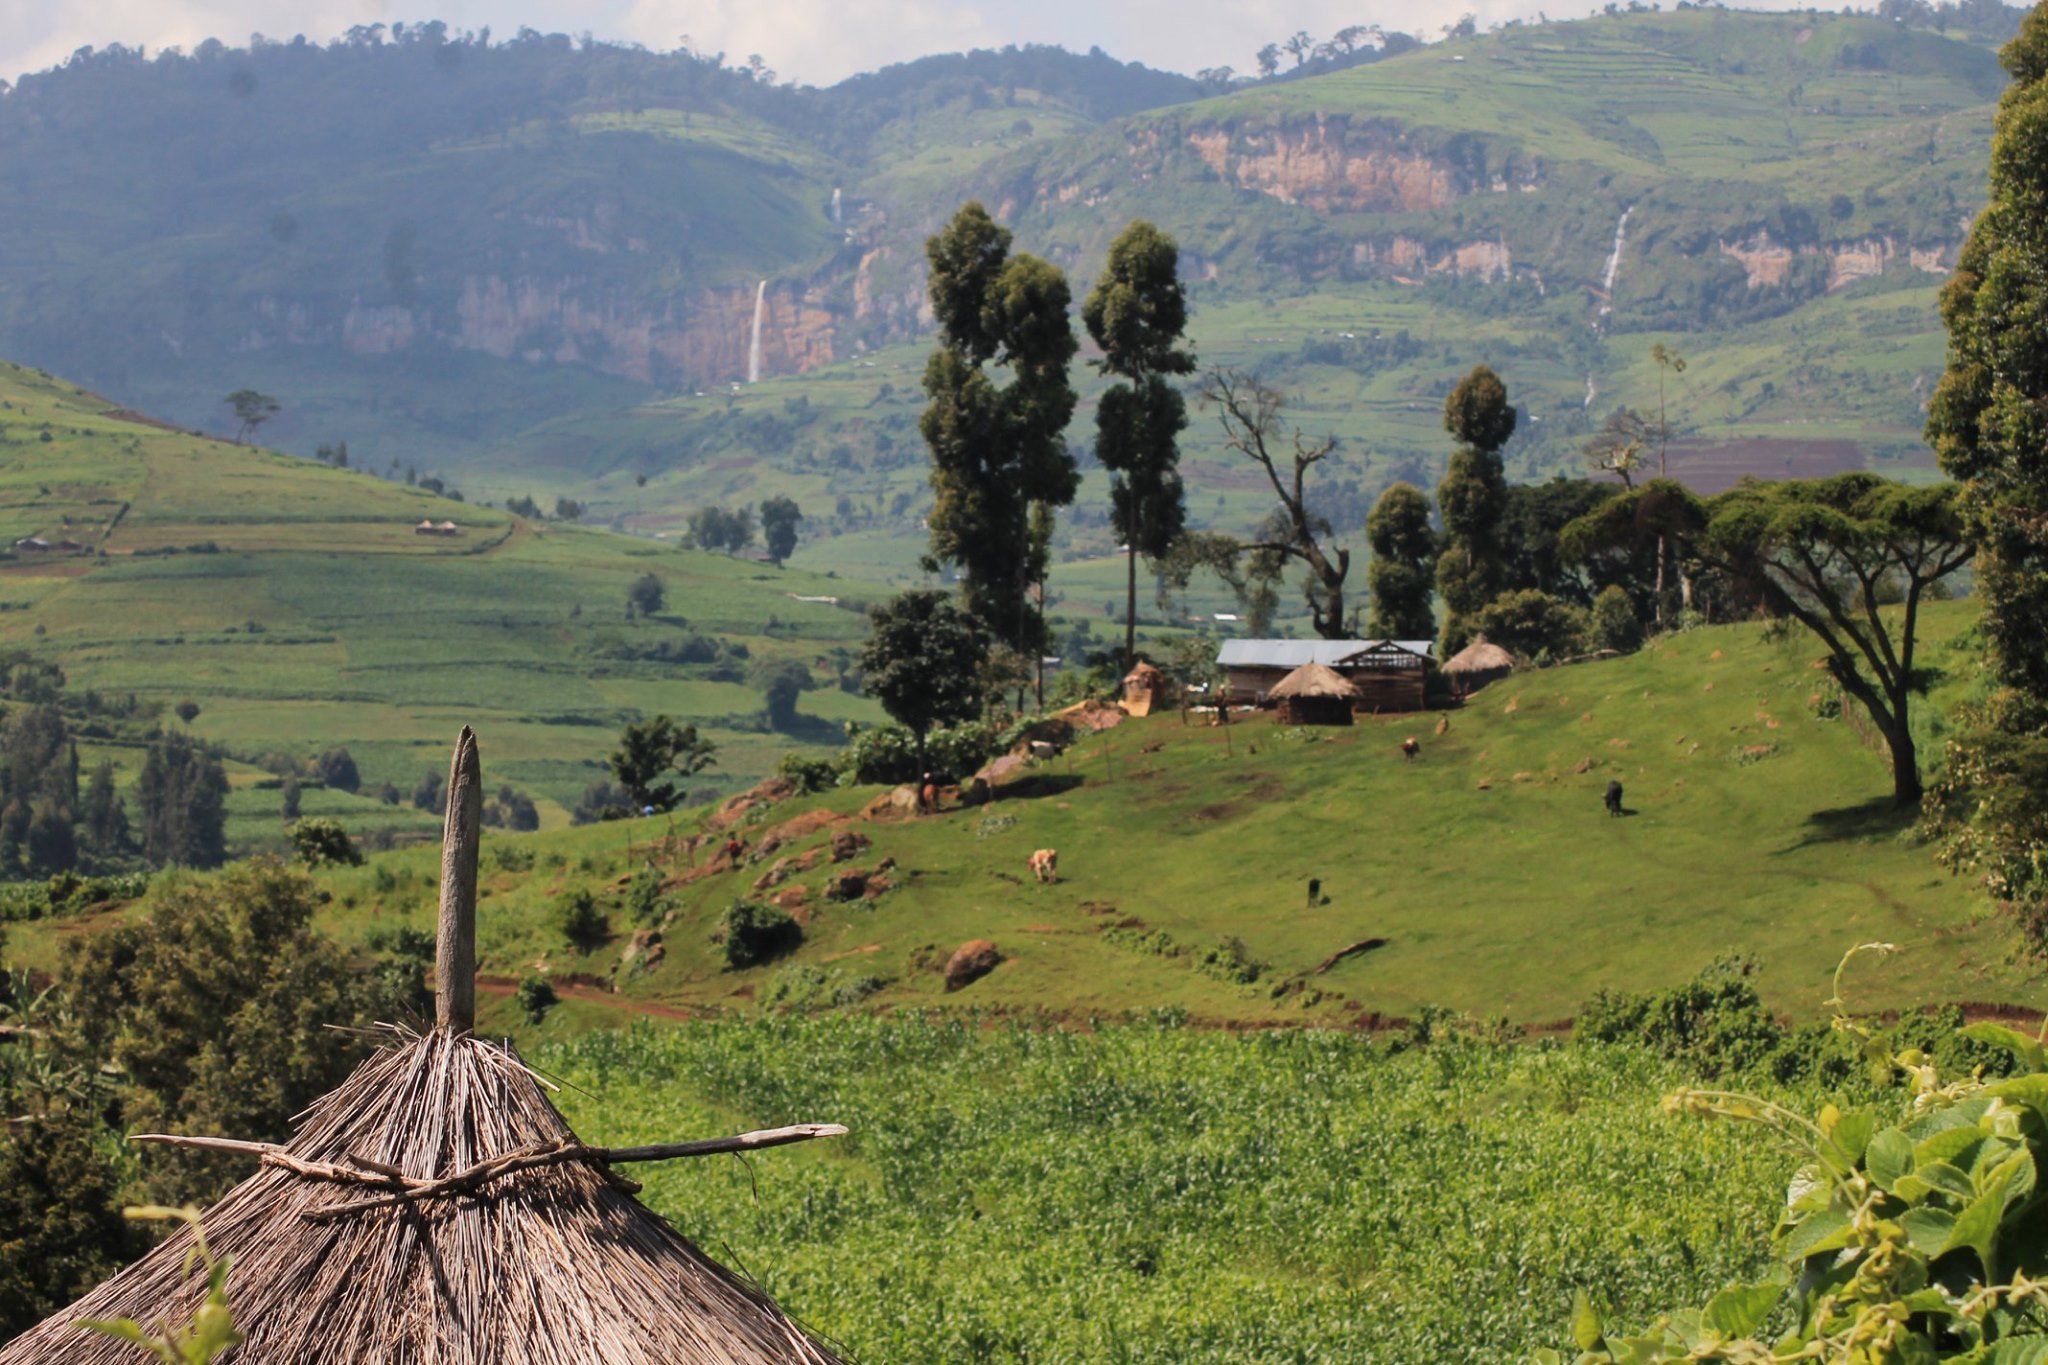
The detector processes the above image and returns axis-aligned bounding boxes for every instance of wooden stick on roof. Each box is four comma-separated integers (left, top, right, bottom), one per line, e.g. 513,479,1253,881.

437,726,481,1034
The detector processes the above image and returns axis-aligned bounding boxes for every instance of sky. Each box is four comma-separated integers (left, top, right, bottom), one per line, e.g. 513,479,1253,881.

0,0,1822,90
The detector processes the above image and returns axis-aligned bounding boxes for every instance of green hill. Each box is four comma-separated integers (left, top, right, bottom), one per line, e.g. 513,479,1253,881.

0,360,882,836
0,10,2016,586
8,598,2001,1024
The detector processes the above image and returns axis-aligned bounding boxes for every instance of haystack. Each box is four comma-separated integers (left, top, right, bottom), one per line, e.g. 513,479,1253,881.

1121,661,1166,717
0,729,847,1365
1267,661,1359,726
1444,634,1515,696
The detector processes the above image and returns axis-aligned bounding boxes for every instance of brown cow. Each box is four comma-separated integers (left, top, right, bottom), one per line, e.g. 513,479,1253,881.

1401,736,1420,762
1028,849,1059,884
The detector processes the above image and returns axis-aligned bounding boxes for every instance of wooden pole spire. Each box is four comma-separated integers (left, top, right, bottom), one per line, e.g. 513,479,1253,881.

436,726,481,1033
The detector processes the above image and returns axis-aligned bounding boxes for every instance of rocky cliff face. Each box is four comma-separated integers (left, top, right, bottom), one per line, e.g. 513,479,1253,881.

228,225,940,390
1718,231,1956,290
1183,116,1537,214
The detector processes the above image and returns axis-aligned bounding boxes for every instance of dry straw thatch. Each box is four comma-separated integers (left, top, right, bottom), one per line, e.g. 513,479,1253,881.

1443,634,1516,677
1265,662,1359,701
0,727,848,1365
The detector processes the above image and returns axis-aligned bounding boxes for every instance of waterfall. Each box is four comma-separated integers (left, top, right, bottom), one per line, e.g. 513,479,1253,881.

1595,205,1633,326
747,279,766,384
830,187,842,225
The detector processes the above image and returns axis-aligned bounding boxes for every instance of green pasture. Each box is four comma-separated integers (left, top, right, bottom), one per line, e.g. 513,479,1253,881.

84,599,2014,1030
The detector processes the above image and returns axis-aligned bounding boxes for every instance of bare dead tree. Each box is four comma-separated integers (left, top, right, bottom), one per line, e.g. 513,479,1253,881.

1198,369,1353,638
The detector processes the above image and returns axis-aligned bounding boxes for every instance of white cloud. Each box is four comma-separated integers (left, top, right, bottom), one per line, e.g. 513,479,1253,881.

615,0,1002,82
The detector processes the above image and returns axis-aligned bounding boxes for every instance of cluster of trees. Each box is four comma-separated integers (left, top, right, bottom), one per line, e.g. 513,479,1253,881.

1243,24,1418,80
504,494,585,521
0,861,434,1335
0,661,235,877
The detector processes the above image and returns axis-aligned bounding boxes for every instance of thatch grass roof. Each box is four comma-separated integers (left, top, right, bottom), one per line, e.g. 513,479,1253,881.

0,1029,848,1365
1444,635,1515,675
0,726,847,1365
1267,662,1360,700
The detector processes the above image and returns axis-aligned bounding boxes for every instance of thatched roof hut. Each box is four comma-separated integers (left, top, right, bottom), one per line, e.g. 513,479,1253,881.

1268,661,1359,726
1444,634,1515,695
0,729,847,1365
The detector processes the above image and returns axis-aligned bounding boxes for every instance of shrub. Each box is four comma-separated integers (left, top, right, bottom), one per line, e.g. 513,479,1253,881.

625,866,667,925
286,818,361,868
313,747,360,793
1575,958,1781,1078
626,572,664,616
762,963,889,1009
722,900,801,970
1589,585,1643,654
516,974,559,1025
839,719,999,786
776,752,838,794
556,890,611,953
174,699,201,723
1473,589,1591,664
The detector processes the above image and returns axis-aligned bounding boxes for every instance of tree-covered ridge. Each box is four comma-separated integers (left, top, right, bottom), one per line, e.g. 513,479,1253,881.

0,5,2021,503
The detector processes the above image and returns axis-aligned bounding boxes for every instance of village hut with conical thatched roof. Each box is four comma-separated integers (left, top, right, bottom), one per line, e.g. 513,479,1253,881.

1444,634,1515,697
1267,661,1359,726
0,728,848,1365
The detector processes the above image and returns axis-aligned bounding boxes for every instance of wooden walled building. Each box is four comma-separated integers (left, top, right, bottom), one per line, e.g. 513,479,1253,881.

1216,639,1432,712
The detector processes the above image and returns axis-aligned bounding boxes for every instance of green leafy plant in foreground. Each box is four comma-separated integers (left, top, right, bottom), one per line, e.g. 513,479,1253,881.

83,1206,240,1363
1547,945,2048,1363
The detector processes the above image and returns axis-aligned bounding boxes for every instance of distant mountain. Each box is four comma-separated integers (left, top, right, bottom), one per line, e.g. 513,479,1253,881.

0,9,2021,564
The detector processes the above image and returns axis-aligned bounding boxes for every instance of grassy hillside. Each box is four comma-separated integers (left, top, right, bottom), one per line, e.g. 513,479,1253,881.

0,10,2010,570
9,599,2008,1022
0,360,883,832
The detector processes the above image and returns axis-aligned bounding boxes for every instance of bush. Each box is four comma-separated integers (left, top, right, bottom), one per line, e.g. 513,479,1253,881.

626,866,667,925
286,818,361,868
556,890,611,953
313,747,360,793
1473,590,1591,664
572,778,634,824
776,753,838,794
839,719,999,786
722,900,801,970
516,974,559,1025
1575,958,1782,1078
626,572,664,616
761,963,889,1008
1589,585,1644,654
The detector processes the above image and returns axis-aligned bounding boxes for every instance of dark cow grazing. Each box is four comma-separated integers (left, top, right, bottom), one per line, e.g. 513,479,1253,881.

1401,736,1420,761
1605,780,1625,816
1306,877,1321,909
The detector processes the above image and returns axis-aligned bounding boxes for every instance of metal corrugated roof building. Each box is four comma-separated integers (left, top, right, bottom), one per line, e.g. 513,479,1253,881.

1215,639,1433,668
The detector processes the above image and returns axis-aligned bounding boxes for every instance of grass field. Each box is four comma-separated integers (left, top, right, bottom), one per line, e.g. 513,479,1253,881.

535,1015,1824,1362
12,598,2019,1027
0,360,886,826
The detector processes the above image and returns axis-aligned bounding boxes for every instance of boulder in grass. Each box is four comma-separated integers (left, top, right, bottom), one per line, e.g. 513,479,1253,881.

943,939,1001,992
